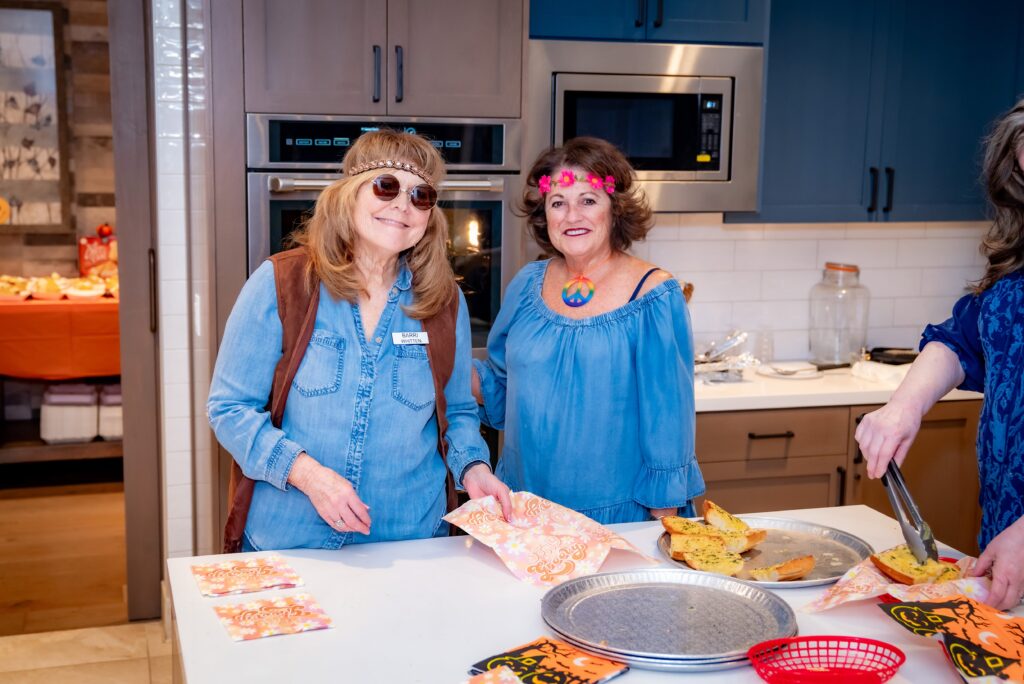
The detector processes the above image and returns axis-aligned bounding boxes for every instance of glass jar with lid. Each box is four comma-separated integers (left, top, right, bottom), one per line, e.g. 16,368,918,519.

809,262,870,367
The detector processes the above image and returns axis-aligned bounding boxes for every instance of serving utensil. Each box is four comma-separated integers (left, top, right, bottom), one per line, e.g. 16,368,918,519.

881,461,938,563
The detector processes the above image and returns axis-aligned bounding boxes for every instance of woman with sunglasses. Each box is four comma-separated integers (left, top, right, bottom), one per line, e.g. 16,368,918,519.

208,130,511,551
472,137,705,524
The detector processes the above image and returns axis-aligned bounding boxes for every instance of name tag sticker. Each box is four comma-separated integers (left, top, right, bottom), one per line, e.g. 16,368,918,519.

392,331,429,345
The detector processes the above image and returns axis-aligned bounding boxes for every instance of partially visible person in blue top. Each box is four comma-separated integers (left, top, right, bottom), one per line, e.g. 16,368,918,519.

208,130,510,551
472,137,705,524
856,99,1024,610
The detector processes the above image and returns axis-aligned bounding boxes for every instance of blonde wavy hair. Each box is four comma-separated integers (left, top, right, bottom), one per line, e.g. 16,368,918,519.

291,129,454,319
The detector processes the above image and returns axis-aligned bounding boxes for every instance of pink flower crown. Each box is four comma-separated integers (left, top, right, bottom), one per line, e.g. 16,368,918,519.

538,171,616,195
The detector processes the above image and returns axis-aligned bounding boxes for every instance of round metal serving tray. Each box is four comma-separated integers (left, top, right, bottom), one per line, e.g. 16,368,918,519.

541,567,797,669
658,516,874,589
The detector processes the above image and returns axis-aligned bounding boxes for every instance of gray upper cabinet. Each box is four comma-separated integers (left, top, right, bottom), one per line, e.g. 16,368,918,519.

387,0,522,118
242,0,522,118
242,0,387,115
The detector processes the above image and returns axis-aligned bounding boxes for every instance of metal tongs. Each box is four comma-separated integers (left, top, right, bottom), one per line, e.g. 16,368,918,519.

881,461,938,563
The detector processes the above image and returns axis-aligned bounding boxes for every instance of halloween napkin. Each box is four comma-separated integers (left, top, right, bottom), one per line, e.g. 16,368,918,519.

213,593,332,641
805,556,989,612
190,554,303,596
444,491,654,586
880,595,1024,683
469,637,628,684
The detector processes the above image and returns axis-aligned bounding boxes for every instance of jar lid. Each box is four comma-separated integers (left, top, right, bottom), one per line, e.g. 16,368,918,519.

825,262,860,273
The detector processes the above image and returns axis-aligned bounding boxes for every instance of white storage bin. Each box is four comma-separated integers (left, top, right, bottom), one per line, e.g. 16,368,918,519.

40,384,99,444
41,403,99,443
99,404,123,440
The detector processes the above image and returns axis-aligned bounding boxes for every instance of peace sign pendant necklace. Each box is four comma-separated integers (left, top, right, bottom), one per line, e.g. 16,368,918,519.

561,251,616,308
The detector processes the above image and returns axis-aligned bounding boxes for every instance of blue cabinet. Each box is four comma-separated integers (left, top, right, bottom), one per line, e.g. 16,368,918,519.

729,0,1024,224
530,0,767,44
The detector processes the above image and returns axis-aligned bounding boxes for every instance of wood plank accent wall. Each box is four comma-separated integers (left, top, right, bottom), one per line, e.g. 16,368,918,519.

1,0,116,277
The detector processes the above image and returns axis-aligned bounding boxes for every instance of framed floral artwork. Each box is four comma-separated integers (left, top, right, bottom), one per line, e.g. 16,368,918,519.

0,2,70,232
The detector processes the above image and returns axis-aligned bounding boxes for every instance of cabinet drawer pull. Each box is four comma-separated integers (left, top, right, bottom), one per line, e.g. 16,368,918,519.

635,0,644,26
395,45,404,103
837,466,847,505
654,0,664,27
867,167,879,213
372,45,381,103
883,167,895,213
747,430,795,440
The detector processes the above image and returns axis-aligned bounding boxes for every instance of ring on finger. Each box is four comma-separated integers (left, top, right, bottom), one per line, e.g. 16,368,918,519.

333,518,344,528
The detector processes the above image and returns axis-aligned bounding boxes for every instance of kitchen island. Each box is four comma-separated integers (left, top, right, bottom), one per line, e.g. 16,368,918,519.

167,505,999,683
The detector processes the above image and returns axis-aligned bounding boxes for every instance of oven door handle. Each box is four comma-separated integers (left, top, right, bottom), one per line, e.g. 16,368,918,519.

268,177,505,194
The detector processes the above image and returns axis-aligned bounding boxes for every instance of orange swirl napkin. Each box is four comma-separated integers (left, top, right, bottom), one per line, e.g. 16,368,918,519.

190,554,303,597
213,593,332,641
444,491,654,587
806,556,989,612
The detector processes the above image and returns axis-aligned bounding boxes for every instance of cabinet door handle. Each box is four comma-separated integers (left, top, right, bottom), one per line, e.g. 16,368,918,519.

867,167,879,213
883,167,895,213
395,45,404,103
653,0,664,27
852,413,866,464
372,45,381,103
837,466,847,505
635,0,645,26
747,431,795,440
148,248,158,333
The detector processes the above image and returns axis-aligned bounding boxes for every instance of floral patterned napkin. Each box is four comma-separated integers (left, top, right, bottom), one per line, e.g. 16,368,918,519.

190,554,303,597
213,593,332,641
805,556,990,612
444,491,655,587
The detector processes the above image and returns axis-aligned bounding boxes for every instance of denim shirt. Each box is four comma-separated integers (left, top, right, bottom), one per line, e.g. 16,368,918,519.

207,259,488,550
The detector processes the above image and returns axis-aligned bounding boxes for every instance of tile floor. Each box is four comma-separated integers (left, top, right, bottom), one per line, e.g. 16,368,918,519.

0,621,172,683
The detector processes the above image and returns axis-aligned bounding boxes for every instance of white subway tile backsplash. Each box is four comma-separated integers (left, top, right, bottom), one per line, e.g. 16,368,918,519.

166,519,194,558
735,239,817,270
156,138,184,174
687,271,761,302
858,268,921,298
818,239,898,268
924,221,988,238
845,222,928,239
687,301,734,334
166,483,192,520
161,314,190,351
159,279,188,316
157,174,186,211
158,209,187,247
919,266,983,297
678,212,724,227
682,222,764,241
733,300,809,331
760,270,820,300
164,417,193,453
162,380,191,418
657,241,734,273
868,298,895,328
867,326,923,349
773,329,810,361
158,245,188,281
154,102,184,139
152,28,183,66
896,238,983,267
165,449,193,487
893,297,957,327
765,223,844,240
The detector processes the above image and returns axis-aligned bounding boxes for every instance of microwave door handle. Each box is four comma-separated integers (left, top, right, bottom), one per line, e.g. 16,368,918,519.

268,177,333,193
439,179,504,193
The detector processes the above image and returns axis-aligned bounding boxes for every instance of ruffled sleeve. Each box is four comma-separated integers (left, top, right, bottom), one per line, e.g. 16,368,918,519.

920,292,985,392
473,262,539,429
630,284,706,509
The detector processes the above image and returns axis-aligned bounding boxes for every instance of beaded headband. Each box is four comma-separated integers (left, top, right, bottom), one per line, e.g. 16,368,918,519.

348,159,433,185
539,170,616,195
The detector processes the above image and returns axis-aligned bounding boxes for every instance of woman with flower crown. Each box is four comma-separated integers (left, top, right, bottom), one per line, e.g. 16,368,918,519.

472,137,705,523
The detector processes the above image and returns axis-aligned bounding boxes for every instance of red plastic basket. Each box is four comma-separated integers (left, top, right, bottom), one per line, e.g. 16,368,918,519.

748,636,906,683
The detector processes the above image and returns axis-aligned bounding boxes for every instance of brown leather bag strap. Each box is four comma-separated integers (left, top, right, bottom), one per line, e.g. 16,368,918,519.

223,248,318,553
422,284,461,513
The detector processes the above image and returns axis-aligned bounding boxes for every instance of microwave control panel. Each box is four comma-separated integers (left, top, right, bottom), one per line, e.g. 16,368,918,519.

698,94,724,166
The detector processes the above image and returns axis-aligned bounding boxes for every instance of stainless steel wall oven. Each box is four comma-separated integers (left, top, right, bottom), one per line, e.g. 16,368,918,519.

246,114,523,351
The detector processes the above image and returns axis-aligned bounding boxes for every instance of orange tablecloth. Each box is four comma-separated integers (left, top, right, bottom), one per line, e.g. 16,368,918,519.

0,298,120,380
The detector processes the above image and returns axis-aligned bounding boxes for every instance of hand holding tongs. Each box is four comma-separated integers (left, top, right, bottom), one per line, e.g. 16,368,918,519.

881,461,938,563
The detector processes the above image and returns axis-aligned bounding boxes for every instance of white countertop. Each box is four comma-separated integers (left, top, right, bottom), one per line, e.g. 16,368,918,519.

695,368,981,412
167,505,1006,684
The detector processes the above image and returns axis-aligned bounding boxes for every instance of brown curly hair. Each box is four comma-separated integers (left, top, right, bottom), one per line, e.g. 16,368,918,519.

519,137,653,256
974,99,1024,293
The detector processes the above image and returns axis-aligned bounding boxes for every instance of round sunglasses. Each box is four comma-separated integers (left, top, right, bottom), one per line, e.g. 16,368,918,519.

370,174,438,211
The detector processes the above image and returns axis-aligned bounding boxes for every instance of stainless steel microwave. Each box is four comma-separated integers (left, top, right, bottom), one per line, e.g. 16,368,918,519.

526,40,764,212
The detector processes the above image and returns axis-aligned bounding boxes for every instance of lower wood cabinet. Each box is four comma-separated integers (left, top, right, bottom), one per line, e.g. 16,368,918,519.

695,400,982,555
847,401,982,556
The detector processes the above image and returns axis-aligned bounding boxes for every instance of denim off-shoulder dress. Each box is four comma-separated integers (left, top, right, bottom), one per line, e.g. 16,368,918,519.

921,271,1024,549
474,260,705,524
208,260,488,550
